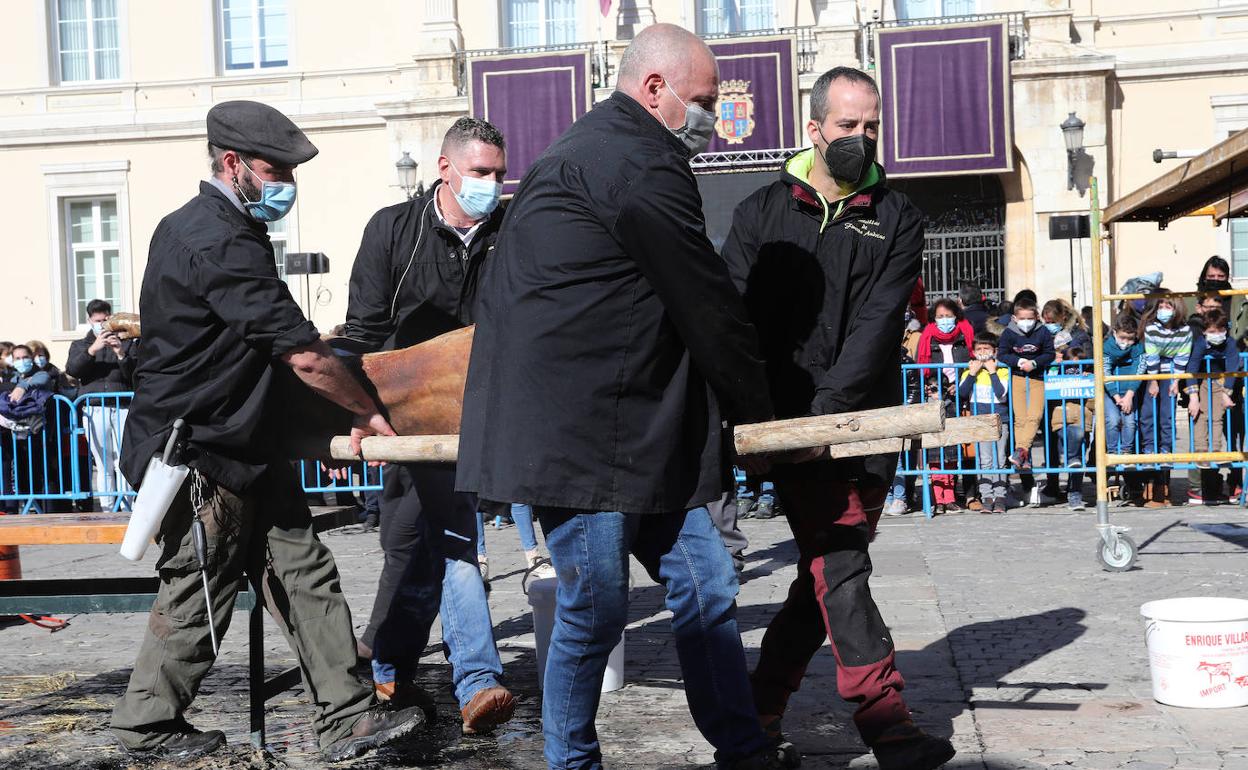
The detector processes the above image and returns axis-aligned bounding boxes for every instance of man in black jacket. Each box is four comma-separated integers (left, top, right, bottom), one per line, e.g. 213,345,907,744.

722,68,955,770
111,100,423,763
960,281,990,334
457,23,783,770
339,117,514,735
65,298,137,510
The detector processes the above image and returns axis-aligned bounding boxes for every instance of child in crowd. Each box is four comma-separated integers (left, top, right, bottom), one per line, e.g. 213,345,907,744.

1185,308,1242,505
884,309,925,516
997,297,1056,472
1042,298,1092,355
1103,316,1146,505
1046,345,1094,511
1140,296,1192,506
918,299,975,514
957,332,1011,513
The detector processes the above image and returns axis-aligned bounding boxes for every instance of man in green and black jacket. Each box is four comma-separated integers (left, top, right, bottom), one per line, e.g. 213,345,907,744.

722,67,954,770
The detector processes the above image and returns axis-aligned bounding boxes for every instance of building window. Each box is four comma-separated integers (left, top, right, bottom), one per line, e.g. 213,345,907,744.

505,0,577,47
1232,218,1248,279
64,197,123,327
268,217,289,279
55,0,121,83
220,0,288,71
895,0,976,20
698,0,774,34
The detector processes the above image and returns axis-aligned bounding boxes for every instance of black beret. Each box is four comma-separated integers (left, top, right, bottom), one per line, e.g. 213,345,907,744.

206,100,318,166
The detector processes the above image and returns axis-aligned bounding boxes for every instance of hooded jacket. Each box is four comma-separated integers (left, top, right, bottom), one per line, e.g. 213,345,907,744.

1103,337,1145,397
721,148,925,486
997,319,1055,380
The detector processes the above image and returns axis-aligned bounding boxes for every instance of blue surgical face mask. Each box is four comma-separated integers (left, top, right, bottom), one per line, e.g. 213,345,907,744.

1044,322,1062,334
449,160,502,220
34,355,47,368
659,82,717,157
935,317,956,333
91,321,107,335
13,359,33,375
1155,307,1174,324
237,159,297,222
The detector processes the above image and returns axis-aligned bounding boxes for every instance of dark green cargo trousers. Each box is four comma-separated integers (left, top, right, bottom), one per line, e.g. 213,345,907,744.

111,462,374,750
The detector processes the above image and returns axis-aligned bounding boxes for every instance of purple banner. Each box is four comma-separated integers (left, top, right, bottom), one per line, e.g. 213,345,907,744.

704,36,799,153
876,21,1013,177
468,51,592,194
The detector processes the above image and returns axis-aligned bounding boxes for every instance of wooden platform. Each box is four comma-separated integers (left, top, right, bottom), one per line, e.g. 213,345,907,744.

0,506,360,546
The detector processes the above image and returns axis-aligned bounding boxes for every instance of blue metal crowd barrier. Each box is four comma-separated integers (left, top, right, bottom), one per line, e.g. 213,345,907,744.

0,390,382,515
893,354,1248,518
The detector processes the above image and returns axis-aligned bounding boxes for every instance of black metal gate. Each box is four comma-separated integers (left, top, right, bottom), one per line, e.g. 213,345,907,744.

892,175,1007,304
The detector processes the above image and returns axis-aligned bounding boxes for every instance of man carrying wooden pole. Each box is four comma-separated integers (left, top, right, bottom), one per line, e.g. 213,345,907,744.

720,67,955,770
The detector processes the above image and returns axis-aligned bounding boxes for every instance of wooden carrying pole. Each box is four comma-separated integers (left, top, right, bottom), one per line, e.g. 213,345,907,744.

824,414,1000,460
733,401,944,456
306,402,949,464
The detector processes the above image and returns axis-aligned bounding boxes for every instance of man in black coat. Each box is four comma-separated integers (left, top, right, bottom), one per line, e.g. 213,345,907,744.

721,68,955,770
65,298,138,510
111,100,423,763
339,117,515,734
457,23,783,770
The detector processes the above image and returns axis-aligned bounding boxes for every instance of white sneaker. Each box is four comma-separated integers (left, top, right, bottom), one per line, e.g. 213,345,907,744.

526,551,557,580
478,555,490,582
1028,487,1041,508
882,499,909,517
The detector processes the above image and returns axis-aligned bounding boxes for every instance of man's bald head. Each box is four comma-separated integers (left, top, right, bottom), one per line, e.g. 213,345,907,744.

616,23,718,136
617,24,714,90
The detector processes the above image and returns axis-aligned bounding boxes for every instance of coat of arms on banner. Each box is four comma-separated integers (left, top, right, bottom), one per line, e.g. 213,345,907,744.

715,79,755,145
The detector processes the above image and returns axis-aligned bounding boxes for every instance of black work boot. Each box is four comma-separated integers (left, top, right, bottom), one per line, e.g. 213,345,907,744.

722,747,787,769
871,720,955,770
123,729,226,760
322,705,427,763
760,715,801,768
752,498,777,520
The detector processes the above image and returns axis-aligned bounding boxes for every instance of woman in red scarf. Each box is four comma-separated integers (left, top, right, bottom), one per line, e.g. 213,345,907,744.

916,299,975,513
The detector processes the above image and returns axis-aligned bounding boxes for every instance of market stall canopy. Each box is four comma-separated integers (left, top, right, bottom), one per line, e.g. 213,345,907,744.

1103,127,1248,228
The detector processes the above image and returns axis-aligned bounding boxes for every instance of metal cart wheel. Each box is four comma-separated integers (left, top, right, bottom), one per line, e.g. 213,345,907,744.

1096,532,1138,572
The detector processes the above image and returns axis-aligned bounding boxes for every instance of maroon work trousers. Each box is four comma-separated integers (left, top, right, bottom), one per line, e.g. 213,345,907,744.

750,477,910,745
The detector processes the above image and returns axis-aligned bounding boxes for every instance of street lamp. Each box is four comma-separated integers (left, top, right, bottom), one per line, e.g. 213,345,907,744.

1060,112,1085,191
395,151,424,200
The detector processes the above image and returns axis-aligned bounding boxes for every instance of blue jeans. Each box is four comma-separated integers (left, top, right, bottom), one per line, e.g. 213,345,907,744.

1140,387,1176,455
477,502,540,557
367,465,503,709
1103,393,1138,454
1049,424,1086,496
535,506,769,769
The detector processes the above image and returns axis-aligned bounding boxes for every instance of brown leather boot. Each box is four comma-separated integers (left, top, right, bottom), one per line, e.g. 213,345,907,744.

460,685,516,735
1143,479,1165,508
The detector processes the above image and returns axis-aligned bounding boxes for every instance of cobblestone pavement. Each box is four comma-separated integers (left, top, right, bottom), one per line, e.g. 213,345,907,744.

0,502,1246,769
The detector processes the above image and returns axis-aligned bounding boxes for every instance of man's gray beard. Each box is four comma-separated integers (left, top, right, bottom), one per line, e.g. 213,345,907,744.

233,174,262,205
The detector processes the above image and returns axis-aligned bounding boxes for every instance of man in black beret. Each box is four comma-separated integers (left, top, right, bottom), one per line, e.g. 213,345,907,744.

111,100,425,762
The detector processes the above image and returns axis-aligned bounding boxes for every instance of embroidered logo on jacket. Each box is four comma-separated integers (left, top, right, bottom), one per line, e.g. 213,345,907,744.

843,221,886,241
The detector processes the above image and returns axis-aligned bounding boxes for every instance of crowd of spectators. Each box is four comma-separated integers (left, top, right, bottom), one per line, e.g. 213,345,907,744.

0,299,136,513
881,257,1245,516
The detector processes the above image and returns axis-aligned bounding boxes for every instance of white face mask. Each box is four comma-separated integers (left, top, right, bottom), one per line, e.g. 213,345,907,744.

659,82,716,157
1207,332,1228,346
1016,318,1036,333
975,352,993,362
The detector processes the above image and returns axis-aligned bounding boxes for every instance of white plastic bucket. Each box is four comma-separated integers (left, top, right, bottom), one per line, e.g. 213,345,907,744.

1140,597,1248,708
119,457,189,562
528,576,625,693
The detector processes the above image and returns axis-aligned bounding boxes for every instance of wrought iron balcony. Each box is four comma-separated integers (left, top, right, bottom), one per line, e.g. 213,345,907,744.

453,26,820,97
865,12,1027,63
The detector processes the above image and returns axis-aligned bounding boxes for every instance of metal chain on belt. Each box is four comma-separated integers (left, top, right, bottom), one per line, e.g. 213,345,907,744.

189,468,209,516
